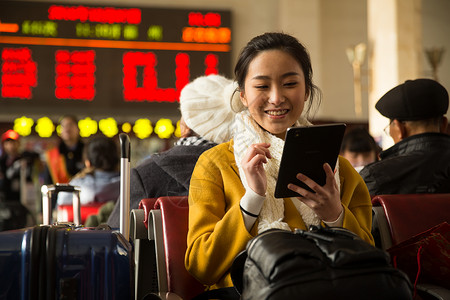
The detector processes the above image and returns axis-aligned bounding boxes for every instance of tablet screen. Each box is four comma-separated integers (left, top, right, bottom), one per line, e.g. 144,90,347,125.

274,123,346,198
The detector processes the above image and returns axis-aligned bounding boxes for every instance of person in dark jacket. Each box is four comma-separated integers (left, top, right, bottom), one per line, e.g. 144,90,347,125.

107,74,235,227
0,129,39,202
1,130,24,202
43,115,85,185
0,130,39,230
360,78,450,196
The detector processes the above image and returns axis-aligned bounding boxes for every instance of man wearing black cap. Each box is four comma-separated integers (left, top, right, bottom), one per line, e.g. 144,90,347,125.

360,78,450,195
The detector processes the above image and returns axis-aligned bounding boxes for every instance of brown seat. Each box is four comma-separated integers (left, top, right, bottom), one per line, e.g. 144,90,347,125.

372,193,450,248
371,194,450,300
149,196,205,300
139,198,159,229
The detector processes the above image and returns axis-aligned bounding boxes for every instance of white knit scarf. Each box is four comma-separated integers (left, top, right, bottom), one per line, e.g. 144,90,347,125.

233,111,340,233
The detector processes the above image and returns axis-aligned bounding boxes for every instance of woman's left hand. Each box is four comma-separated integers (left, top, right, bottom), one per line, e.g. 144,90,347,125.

287,163,342,222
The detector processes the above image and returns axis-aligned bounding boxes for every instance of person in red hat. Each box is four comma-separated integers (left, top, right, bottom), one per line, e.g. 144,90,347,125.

0,130,38,230
1,130,22,202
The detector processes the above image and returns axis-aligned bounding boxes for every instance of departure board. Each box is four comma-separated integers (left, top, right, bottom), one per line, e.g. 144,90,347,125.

0,1,232,119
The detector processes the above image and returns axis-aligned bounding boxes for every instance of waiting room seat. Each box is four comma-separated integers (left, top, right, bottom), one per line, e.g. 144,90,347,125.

148,196,205,300
372,193,450,250
131,198,159,300
371,194,450,300
139,198,159,229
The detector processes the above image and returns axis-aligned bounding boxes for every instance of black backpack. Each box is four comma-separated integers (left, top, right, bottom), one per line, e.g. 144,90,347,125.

230,226,413,300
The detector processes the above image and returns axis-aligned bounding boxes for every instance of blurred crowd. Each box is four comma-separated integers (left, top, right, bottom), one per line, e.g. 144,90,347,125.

0,115,174,231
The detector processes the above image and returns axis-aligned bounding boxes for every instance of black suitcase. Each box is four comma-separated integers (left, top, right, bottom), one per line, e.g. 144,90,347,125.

0,133,133,300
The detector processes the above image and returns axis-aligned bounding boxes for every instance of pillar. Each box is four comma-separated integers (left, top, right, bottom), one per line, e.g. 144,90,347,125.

367,0,422,148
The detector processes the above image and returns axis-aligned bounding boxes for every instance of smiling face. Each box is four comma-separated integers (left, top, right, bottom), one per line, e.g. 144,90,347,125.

240,49,308,139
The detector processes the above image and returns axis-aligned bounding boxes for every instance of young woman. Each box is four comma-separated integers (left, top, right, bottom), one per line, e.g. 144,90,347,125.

185,32,374,290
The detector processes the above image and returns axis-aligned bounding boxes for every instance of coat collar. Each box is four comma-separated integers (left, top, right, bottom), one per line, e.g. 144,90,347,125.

228,139,240,177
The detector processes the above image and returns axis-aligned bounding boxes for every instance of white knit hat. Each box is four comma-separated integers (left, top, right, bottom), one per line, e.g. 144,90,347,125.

180,74,238,144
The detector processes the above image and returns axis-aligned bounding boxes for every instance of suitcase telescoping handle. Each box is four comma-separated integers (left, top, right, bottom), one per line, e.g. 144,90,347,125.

41,184,82,225
119,133,131,240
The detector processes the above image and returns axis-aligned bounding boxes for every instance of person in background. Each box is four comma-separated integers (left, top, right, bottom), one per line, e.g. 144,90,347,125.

0,130,38,230
360,78,450,195
0,130,22,202
0,129,39,202
57,135,120,207
185,32,374,291
340,127,380,173
107,74,235,228
43,115,85,185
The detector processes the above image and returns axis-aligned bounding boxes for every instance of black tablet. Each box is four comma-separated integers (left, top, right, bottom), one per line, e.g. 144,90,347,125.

274,123,346,198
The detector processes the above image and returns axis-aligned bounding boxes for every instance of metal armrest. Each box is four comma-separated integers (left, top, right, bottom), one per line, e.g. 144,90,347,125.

149,209,168,294
417,283,450,300
372,206,393,250
130,209,147,241
131,208,158,299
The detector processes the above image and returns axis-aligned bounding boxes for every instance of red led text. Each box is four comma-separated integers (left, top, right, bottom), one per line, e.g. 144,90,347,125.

55,50,96,101
1,47,37,99
123,52,219,102
123,52,188,102
48,5,141,25
188,12,221,27
204,54,218,75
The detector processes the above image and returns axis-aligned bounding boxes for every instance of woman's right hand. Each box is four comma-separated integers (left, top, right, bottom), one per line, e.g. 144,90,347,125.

241,143,272,196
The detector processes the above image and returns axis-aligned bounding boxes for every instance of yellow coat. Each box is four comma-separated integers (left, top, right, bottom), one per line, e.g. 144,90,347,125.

185,140,374,290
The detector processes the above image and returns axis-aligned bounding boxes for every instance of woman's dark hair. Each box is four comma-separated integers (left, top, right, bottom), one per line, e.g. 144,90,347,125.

234,32,321,117
59,114,78,125
85,136,119,172
340,127,381,154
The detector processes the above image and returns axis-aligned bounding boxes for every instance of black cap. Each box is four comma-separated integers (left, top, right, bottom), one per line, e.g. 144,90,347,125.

375,78,449,121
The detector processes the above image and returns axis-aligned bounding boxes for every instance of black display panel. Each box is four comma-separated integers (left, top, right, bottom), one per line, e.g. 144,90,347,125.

0,1,232,119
